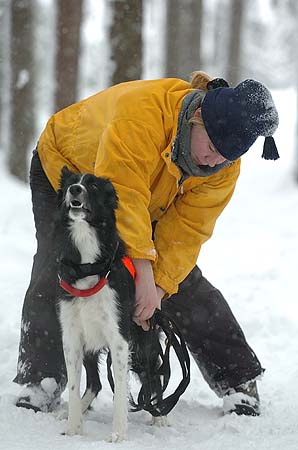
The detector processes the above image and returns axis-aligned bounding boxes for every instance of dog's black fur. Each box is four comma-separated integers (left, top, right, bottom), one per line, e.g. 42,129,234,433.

55,167,164,440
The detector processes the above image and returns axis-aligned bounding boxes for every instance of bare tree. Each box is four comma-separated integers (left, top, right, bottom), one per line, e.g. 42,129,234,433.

9,0,34,182
291,0,298,183
0,0,11,153
165,0,202,80
226,0,245,85
55,0,83,112
108,0,143,85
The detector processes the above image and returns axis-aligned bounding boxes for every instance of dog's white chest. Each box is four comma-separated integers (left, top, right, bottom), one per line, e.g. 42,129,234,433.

60,285,120,352
69,220,101,263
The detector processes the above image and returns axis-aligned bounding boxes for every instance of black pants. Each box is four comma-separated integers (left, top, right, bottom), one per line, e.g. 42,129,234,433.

14,152,263,397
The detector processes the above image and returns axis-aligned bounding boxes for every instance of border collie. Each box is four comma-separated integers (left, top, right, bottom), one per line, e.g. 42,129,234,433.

55,167,165,442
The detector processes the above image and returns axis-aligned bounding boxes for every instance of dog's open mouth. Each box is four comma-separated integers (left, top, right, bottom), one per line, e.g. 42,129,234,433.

69,200,90,215
70,199,83,209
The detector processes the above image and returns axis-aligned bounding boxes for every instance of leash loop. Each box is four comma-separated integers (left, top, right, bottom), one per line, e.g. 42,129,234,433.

107,310,190,417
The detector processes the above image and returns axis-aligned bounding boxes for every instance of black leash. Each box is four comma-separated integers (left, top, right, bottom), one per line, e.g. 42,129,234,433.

107,310,190,417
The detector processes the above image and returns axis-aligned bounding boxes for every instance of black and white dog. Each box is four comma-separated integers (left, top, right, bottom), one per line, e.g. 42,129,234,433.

55,167,165,441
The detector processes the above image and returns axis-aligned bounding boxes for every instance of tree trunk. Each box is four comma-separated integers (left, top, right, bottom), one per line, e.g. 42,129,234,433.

9,0,34,182
293,0,298,183
165,0,202,80
54,0,83,112
108,0,143,86
226,0,245,85
0,0,11,152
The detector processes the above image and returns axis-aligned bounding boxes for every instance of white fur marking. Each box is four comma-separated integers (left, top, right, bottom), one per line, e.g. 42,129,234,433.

70,219,101,263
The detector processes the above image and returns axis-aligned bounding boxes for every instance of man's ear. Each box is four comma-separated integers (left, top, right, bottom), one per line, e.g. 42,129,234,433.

193,108,202,118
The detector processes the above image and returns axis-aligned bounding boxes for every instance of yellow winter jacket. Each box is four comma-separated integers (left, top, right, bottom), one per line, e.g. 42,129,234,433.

38,78,240,295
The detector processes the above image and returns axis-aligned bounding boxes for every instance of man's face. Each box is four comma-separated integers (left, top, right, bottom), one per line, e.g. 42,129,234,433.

190,108,228,168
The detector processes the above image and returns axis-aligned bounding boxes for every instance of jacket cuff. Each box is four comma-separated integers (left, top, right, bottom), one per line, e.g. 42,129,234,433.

153,267,179,297
126,246,157,261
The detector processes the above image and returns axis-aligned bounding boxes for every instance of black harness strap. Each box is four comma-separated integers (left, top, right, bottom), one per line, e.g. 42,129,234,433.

58,241,120,283
107,310,190,417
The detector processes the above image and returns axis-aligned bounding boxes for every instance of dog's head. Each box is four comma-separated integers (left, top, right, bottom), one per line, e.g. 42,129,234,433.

57,166,119,225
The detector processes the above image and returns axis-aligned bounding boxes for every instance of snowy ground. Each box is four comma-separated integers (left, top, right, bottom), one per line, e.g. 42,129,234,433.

0,89,298,450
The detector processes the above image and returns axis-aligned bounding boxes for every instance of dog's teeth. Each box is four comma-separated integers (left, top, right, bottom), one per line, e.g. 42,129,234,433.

70,201,82,208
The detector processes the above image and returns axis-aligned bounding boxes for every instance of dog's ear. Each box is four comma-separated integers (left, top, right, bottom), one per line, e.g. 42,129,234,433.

103,179,119,210
59,165,72,189
57,188,63,208
57,166,72,207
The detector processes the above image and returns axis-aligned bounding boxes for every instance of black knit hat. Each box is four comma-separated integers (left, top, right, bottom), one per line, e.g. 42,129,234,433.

201,79,279,161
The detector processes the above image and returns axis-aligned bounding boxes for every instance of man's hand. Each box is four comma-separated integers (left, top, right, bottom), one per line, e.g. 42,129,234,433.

132,259,165,331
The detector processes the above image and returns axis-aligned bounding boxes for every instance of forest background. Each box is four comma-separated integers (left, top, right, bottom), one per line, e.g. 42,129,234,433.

1,3,298,449
0,0,297,182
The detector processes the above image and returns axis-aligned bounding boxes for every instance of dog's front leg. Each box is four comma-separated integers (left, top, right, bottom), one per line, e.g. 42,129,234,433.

61,308,84,436
108,340,129,442
64,340,84,435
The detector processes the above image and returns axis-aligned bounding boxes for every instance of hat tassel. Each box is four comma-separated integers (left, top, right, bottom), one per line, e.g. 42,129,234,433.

262,136,280,160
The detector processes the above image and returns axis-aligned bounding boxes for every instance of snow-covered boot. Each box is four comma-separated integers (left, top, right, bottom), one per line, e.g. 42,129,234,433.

15,378,61,413
223,381,260,416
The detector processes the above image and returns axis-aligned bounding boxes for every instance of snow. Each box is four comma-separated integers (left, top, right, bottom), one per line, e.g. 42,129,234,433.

16,69,30,90
0,88,298,449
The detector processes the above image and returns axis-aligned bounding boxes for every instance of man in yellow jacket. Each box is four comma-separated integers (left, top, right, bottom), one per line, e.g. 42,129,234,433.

14,72,279,416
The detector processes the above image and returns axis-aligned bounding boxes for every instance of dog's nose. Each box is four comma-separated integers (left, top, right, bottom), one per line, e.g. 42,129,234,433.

69,184,83,196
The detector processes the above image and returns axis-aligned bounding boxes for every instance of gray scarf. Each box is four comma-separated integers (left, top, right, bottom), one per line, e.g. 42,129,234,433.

171,91,230,178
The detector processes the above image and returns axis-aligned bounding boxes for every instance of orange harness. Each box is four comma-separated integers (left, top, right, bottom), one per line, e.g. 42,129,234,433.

59,256,136,298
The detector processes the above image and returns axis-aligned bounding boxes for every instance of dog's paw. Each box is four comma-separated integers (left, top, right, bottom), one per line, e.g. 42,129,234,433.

62,421,83,436
150,415,168,427
105,431,127,443
55,405,68,421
